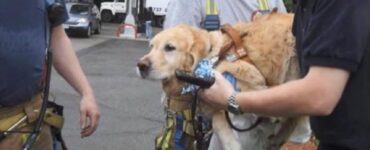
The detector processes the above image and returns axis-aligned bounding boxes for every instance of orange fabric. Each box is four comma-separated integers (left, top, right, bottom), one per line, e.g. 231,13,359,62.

280,140,318,150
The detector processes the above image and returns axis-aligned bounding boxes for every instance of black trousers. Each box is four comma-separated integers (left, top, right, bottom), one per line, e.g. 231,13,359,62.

319,143,357,150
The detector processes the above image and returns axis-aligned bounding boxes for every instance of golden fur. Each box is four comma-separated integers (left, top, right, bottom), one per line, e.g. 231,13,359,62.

137,12,305,150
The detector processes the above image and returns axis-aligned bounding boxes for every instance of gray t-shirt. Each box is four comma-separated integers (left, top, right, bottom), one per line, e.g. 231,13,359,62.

164,0,287,29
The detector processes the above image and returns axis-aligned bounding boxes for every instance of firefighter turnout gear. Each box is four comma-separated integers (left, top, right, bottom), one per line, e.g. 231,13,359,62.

0,93,65,150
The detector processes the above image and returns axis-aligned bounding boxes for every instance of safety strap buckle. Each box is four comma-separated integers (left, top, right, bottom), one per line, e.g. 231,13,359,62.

204,15,220,31
204,0,220,31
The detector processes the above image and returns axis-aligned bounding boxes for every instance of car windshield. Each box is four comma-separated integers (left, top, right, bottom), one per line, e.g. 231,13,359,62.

69,4,89,15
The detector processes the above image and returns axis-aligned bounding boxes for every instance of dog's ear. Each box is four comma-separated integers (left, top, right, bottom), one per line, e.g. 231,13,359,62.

188,27,210,63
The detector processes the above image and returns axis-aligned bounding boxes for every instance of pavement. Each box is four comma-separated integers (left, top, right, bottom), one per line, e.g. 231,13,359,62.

69,23,162,51
50,23,165,149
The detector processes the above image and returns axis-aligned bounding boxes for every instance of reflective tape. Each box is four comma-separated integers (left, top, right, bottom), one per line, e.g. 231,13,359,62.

206,0,218,15
258,0,270,11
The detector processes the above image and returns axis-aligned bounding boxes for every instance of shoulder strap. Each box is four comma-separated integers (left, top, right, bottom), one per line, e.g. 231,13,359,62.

257,0,270,11
206,0,218,15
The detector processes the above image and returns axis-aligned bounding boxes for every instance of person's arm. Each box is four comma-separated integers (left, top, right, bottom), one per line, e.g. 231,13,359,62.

202,0,370,117
201,66,349,117
51,25,100,138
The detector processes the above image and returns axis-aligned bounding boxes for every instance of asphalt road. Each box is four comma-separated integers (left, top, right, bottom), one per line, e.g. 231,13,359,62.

68,23,122,51
50,23,165,150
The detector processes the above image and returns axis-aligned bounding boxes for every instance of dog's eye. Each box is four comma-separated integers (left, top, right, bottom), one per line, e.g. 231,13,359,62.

164,44,176,52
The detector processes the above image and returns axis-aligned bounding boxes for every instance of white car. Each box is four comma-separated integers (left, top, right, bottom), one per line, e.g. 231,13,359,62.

100,0,126,22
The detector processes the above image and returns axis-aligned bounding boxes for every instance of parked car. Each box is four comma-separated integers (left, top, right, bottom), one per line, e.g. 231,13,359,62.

64,2,101,37
100,0,126,22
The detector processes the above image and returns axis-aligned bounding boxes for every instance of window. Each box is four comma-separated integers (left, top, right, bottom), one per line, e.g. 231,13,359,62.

69,4,90,15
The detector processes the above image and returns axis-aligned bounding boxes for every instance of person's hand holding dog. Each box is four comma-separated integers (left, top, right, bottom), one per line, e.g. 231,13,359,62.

200,71,235,110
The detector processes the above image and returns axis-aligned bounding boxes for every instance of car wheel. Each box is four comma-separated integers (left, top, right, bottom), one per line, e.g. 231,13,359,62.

83,25,92,38
101,10,113,22
95,22,101,34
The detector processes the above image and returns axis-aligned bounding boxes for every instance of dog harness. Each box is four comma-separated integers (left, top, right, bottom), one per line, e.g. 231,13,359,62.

257,0,270,14
155,108,194,150
155,93,212,150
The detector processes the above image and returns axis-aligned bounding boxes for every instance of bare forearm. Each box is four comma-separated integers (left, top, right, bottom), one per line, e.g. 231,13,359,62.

51,26,94,97
237,66,349,117
238,79,319,116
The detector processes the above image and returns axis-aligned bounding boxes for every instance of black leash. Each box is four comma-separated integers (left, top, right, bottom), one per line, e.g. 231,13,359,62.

191,90,207,150
22,50,53,150
224,111,262,132
175,69,262,133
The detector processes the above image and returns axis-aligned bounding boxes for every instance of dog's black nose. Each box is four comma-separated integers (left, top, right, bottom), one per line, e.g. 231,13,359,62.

137,59,151,73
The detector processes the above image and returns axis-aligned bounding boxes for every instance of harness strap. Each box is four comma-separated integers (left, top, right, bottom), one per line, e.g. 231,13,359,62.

206,0,218,15
166,95,193,112
174,115,185,150
156,116,174,150
204,0,220,31
257,0,270,12
220,24,252,63
155,109,196,150
221,24,243,51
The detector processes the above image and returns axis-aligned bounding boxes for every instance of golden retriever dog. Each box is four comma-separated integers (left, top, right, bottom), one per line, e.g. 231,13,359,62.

137,12,307,150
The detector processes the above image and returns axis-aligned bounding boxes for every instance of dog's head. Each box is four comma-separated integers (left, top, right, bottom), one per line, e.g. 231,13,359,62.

137,25,211,80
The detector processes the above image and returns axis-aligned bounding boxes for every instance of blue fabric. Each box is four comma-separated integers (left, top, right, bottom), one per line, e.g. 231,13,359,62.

181,58,216,95
222,72,240,92
0,0,68,106
174,115,185,150
181,58,240,94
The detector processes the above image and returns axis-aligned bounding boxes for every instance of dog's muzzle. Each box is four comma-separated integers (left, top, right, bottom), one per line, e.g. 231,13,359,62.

137,59,151,78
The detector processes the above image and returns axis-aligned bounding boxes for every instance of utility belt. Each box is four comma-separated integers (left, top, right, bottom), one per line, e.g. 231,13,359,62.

0,93,65,148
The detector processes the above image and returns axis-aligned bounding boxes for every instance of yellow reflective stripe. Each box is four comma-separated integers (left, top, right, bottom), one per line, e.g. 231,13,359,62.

183,122,195,136
258,0,269,11
156,109,197,150
182,109,192,121
211,0,218,14
156,135,163,147
156,116,175,150
206,0,218,15
162,131,172,150
180,109,195,136
206,0,211,15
